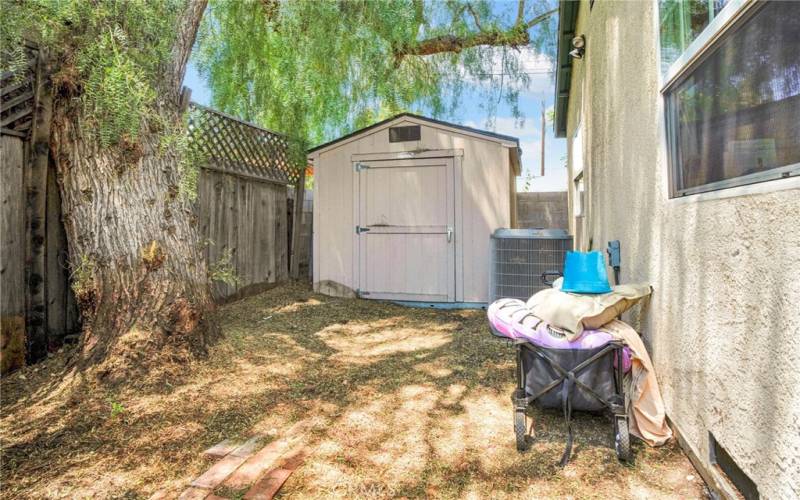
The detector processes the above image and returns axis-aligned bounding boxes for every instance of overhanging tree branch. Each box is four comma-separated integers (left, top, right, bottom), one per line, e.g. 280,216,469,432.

516,0,526,26
393,6,557,63
466,3,484,31
526,7,557,28
169,0,208,95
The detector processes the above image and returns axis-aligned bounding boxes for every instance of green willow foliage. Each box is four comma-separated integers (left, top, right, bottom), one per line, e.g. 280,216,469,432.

195,0,557,148
1,0,181,146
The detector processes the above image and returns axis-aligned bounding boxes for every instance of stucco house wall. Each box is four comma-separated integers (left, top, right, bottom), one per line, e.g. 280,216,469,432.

564,1,800,498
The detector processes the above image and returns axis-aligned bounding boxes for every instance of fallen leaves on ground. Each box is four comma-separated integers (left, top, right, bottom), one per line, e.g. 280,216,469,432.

0,283,705,499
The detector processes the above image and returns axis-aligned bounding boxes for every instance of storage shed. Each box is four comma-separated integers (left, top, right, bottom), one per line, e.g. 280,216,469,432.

308,113,521,304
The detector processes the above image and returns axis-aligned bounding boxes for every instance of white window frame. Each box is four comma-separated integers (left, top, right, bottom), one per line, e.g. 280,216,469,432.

658,0,800,198
573,172,585,217
571,122,585,217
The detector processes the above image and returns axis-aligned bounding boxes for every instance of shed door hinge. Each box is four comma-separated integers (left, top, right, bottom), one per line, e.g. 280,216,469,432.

355,162,370,172
356,225,371,234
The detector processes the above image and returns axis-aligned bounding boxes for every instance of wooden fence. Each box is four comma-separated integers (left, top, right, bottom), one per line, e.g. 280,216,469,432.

2,45,78,372
1,50,305,372
187,103,305,301
288,187,313,279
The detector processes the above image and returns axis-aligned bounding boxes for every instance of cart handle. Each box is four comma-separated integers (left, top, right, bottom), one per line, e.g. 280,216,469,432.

540,270,563,286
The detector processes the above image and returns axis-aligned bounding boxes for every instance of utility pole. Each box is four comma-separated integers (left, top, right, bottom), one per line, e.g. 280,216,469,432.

540,100,546,178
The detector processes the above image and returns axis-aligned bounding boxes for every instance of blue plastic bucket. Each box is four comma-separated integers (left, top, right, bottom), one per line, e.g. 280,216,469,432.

560,251,613,294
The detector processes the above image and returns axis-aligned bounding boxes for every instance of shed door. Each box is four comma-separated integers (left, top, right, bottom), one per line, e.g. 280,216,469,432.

357,158,455,302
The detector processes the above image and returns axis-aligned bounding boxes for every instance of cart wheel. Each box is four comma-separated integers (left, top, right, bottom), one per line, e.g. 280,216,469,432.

614,415,632,462
514,409,529,451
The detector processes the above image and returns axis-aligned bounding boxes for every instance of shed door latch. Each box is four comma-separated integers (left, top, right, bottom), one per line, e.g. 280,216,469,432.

355,162,370,172
356,225,371,234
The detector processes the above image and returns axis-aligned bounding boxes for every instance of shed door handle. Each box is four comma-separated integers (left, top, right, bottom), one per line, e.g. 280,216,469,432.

447,226,453,242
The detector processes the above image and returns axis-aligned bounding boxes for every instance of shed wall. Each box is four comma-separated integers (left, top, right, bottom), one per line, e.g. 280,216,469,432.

565,1,800,497
313,119,512,302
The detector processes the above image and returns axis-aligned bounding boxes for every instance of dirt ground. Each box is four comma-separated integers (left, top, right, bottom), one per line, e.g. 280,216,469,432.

1,283,706,499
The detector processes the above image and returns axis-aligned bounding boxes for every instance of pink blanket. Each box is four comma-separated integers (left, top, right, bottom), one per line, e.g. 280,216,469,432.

488,298,631,372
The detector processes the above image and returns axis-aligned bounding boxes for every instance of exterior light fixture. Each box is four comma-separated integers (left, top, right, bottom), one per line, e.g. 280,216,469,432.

569,35,585,59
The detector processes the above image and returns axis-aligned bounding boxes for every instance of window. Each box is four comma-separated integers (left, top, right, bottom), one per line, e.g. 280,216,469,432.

659,0,730,75
662,1,800,196
389,125,421,142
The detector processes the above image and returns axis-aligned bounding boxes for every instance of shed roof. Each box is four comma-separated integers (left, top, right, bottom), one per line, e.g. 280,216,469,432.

307,112,520,154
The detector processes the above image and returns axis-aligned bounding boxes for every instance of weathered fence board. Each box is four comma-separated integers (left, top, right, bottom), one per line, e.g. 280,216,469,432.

1,136,26,373
288,187,313,280
198,169,288,301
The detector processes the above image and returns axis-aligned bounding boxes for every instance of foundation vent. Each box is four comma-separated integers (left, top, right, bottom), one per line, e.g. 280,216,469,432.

709,432,759,500
489,228,572,303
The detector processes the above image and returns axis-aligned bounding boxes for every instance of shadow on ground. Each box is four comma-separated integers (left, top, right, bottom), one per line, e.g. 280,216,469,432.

0,283,705,498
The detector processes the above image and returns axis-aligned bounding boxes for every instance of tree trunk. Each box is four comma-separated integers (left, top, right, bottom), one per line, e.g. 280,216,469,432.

48,0,213,379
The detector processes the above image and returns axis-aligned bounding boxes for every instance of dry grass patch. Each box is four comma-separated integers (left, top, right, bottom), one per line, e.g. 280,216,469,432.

1,283,705,498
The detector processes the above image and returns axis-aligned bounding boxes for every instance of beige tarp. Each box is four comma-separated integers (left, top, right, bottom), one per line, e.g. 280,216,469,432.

601,319,673,446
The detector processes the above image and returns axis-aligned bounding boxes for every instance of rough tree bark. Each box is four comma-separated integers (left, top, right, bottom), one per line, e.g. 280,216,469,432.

48,0,213,379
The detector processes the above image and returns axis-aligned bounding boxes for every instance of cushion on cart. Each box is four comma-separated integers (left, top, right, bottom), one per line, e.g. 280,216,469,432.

526,282,652,339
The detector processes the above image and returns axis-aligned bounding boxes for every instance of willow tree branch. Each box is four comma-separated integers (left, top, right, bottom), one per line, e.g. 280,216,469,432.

413,0,424,31
515,0,526,26
169,0,208,96
526,7,557,28
393,6,556,63
466,3,484,31
395,30,524,59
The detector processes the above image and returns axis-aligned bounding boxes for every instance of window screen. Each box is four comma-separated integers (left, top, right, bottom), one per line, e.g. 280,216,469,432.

664,2,800,196
389,125,421,142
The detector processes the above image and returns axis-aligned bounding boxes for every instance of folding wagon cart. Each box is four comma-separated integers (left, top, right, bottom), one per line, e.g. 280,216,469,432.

509,335,632,465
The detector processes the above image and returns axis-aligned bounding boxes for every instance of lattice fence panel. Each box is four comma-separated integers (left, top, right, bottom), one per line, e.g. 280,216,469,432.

1,45,38,138
187,103,301,185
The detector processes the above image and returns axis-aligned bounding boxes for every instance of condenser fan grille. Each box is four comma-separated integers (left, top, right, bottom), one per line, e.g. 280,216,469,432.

489,229,572,302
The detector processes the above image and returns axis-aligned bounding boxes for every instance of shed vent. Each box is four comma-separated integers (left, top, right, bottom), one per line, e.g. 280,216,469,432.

389,125,421,142
489,229,572,302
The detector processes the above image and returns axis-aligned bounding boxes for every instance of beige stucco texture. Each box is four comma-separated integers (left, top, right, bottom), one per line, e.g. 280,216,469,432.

565,1,800,498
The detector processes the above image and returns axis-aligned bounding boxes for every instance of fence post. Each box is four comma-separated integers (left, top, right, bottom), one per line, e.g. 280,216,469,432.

25,48,52,362
289,166,306,279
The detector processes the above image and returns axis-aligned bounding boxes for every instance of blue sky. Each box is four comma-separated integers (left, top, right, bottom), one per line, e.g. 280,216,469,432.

182,4,567,193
